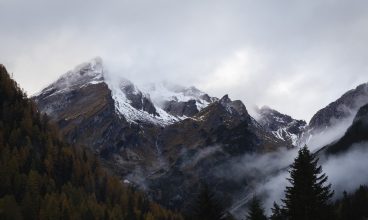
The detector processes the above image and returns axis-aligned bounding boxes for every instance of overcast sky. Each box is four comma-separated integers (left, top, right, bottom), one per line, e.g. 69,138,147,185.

1,0,368,121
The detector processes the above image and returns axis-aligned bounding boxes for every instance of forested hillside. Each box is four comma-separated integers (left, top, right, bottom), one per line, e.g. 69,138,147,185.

0,64,182,220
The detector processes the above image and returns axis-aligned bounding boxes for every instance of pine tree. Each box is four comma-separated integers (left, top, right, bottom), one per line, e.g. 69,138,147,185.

282,146,334,220
338,191,352,220
270,202,285,220
189,183,227,220
335,185,368,220
246,196,267,220
350,185,368,219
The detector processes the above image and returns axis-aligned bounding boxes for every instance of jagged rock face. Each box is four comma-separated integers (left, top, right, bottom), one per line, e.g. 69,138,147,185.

160,95,256,160
256,106,306,146
144,82,217,118
293,83,368,148
159,96,290,164
309,83,368,130
320,103,368,156
163,99,199,117
118,80,159,116
34,59,104,117
33,59,167,177
36,80,161,169
147,96,291,209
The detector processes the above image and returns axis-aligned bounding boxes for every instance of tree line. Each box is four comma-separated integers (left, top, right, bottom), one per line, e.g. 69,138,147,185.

188,147,368,220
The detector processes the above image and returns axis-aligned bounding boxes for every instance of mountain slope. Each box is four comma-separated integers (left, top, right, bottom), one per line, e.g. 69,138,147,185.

256,106,306,146
34,60,162,177
295,82,368,149
33,58,293,213
33,58,220,178
319,103,368,156
309,83,368,130
146,95,291,209
35,58,179,126
144,82,217,117
0,64,182,220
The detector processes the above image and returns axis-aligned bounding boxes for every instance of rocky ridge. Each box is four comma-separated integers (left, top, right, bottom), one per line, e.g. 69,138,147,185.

256,106,306,146
33,58,292,212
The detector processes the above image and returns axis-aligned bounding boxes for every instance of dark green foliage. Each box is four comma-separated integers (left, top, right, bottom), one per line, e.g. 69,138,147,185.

281,146,334,220
335,186,368,220
0,65,183,220
246,196,267,220
187,183,231,220
270,202,286,220
271,145,368,220
0,195,22,220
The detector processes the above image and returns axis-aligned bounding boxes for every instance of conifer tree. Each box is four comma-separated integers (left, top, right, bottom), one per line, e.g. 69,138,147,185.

189,183,227,220
282,146,334,220
350,185,368,219
338,191,352,220
246,196,267,220
335,185,368,220
270,202,285,220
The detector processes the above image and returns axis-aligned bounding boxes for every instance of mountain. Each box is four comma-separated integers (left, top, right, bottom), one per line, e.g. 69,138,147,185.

33,58,291,212
34,58,217,125
144,81,218,117
255,106,307,146
34,59,162,179
319,103,368,156
146,95,291,209
253,82,368,150
0,64,182,220
309,83,368,130
33,57,221,174
290,82,368,149
35,57,176,126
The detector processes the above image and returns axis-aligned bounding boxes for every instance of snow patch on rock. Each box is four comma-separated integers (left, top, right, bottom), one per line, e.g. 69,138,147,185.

142,81,215,111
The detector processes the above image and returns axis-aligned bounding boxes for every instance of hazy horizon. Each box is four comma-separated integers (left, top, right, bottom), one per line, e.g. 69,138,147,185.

2,0,368,121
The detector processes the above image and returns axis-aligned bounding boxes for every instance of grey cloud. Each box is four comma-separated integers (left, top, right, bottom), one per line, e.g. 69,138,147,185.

1,0,368,121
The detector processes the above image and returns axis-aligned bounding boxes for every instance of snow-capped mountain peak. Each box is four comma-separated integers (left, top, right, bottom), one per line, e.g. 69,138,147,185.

54,57,103,87
218,95,249,116
256,106,307,146
105,77,179,125
35,58,218,126
142,81,217,117
34,57,104,98
144,82,210,105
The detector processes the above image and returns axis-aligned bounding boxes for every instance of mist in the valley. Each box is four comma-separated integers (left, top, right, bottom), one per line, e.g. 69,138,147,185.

323,142,368,196
252,141,368,214
180,145,223,170
100,62,368,218
216,102,368,217
304,94,368,152
304,115,355,152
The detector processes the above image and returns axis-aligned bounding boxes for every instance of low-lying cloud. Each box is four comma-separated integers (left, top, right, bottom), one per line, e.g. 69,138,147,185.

220,107,368,217
324,142,368,197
